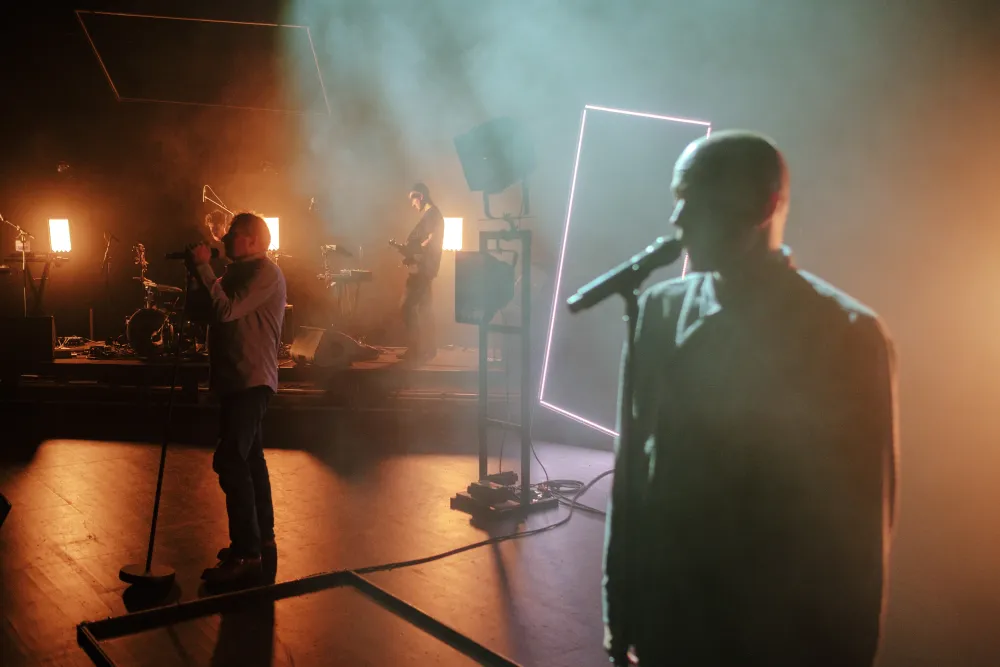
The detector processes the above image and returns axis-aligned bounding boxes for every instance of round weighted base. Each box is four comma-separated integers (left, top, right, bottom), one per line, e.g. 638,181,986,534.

119,563,176,588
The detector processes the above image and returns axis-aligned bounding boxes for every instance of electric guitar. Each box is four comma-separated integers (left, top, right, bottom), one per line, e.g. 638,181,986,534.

388,238,424,273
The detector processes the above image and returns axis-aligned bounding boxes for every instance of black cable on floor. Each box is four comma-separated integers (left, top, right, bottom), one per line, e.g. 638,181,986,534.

355,468,613,575
534,479,606,516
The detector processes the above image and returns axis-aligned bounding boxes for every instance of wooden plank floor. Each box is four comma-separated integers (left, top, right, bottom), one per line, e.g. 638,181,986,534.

4,424,999,665
0,435,616,667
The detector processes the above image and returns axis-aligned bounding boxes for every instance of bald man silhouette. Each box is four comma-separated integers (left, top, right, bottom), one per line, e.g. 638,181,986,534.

602,131,898,666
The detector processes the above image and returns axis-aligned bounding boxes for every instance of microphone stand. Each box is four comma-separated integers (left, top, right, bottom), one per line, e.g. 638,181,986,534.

118,285,187,593
1,213,36,317
99,233,116,337
565,237,684,665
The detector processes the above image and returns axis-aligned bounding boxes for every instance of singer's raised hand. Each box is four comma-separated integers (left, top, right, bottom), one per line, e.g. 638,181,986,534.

188,242,212,265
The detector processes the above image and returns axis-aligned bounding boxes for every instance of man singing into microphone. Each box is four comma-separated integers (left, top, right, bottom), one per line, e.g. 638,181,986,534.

186,212,286,585
603,131,898,666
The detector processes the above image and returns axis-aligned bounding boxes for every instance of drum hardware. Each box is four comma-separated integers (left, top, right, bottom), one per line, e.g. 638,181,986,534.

125,242,199,358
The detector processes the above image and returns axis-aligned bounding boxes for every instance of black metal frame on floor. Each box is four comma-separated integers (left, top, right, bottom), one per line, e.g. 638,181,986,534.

76,569,522,667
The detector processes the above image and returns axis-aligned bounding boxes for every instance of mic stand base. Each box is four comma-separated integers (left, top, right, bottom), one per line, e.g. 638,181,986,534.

118,563,176,588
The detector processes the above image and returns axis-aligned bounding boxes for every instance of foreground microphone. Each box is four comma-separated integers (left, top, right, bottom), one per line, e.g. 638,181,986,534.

566,234,684,314
165,248,220,260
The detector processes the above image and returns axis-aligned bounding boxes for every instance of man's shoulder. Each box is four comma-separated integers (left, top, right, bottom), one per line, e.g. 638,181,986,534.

640,272,705,309
794,269,893,349
794,269,881,324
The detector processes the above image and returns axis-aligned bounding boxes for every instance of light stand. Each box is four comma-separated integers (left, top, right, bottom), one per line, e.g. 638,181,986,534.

450,180,558,518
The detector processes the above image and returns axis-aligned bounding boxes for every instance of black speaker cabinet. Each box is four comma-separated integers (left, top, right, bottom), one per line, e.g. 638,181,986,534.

454,117,535,195
455,252,516,325
0,316,56,364
289,327,375,368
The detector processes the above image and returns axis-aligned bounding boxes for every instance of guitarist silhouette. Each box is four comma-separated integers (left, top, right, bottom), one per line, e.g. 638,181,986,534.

391,182,444,361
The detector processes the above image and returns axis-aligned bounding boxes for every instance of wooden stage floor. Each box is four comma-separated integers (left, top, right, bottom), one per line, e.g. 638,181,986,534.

0,437,616,667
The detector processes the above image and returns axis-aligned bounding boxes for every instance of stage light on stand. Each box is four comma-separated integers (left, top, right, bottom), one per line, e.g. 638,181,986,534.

49,219,71,252
264,217,280,251
443,217,463,251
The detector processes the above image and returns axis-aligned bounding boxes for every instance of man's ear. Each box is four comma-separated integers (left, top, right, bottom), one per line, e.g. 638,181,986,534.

763,190,781,219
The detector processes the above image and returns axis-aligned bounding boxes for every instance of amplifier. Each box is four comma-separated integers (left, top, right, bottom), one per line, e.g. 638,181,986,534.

0,316,57,364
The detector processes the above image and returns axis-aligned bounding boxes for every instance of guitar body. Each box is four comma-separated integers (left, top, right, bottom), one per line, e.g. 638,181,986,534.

388,238,423,274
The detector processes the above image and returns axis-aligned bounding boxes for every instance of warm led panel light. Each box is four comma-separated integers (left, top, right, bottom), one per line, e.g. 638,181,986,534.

264,217,280,251
49,219,72,252
443,217,463,251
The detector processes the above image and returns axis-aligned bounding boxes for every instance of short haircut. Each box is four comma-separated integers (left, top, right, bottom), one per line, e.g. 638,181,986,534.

229,211,271,249
409,182,431,201
677,130,788,223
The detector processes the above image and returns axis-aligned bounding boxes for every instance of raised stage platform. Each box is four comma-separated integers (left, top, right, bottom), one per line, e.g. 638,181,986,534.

0,346,510,406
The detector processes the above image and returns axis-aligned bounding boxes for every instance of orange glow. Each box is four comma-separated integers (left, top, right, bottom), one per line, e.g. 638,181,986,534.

49,219,71,252
443,217,463,251
264,217,279,251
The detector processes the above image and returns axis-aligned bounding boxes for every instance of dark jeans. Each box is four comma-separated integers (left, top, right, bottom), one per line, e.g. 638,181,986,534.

402,274,435,355
214,386,274,558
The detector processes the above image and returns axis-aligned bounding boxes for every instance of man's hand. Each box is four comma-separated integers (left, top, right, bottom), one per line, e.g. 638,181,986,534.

187,243,212,266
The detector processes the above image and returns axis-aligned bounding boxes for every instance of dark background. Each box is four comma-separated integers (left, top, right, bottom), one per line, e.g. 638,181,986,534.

1,1,999,663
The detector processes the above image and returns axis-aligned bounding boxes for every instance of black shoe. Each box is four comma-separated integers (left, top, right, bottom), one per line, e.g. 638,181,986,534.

201,554,262,584
217,538,276,562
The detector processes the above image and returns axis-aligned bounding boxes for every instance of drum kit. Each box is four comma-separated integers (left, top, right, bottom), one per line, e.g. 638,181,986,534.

124,243,203,358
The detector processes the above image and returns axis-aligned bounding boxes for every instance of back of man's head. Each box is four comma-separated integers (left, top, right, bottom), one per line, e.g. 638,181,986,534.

676,130,789,228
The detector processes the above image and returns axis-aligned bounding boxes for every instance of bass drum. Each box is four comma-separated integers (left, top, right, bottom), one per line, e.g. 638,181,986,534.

126,308,171,358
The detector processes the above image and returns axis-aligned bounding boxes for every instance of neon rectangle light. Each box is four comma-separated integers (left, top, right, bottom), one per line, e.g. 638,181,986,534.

538,104,711,438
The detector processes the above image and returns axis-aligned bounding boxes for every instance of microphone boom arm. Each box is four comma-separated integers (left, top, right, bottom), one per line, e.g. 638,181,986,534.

566,236,683,313
202,185,234,216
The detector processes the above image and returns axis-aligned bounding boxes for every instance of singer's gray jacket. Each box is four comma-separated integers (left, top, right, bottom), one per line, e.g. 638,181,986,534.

190,254,286,396
603,247,898,666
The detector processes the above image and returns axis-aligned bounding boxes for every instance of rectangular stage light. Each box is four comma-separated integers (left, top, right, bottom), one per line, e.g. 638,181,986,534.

49,219,71,252
443,217,463,251
538,105,711,437
264,217,280,251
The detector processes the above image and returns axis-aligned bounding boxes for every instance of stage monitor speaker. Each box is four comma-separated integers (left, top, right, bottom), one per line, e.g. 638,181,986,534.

455,251,516,326
289,327,379,368
0,316,56,363
281,304,295,345
454,117,535,195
